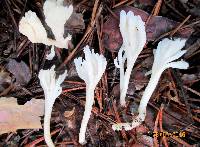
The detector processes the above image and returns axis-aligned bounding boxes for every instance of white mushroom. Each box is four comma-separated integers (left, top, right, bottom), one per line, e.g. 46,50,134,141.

112,38,189,131
43,0,73,47
19,0,73,59
38,65,67,147
19,11,49,44
114,10,146,106
74,46,107,144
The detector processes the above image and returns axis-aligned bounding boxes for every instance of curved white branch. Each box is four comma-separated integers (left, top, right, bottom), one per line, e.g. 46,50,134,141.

74,46,107,144
115,10,146,106
19,11,48,44
43,0,73,48
19,0,73,49
112,38,189,131
39,65,67,147
78,86,94,144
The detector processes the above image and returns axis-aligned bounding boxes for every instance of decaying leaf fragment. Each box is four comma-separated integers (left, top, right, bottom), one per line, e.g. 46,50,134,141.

0,97,44,134
0,67,12,93
6,59,31,85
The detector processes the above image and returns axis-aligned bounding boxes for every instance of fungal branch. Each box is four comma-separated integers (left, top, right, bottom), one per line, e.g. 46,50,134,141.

39,65,67,147
114,10,146,106
112,38,189,131
19,0,73,60
74,46,107,144
43,0,73,47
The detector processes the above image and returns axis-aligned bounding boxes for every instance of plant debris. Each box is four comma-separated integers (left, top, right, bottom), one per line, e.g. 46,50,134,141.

0,0,200,146
0,97,44,134
6,59,31,86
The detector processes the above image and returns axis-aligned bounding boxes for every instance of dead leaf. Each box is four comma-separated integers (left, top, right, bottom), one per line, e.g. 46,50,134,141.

0,97,44,134
65,12,85,33
102,6,194,52
131,69,148,91
111,84,120,98
140,56,154,69
127,82,136,95
67,62,79,78
181,74,197,84
6,59,31,85
0,67,12,93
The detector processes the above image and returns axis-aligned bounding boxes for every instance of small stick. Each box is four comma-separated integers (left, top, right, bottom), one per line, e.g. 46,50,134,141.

65,80,85,85
153,0,163,16
146,0,162,25
112,0,129,8
106,5,119,20
163,0,185,18
62,87,86,93
24,128,61,147
183,85,200,97
170,15,191,37
159,105,169,147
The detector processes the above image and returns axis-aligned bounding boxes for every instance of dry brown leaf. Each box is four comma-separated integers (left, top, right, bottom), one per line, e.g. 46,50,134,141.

0,67,12,93
0,97,44,134
65,12,85,33
6,59,31,85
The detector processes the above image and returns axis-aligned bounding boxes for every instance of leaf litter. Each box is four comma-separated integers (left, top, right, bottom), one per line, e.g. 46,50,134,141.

0,0,200,146
0,97,44,134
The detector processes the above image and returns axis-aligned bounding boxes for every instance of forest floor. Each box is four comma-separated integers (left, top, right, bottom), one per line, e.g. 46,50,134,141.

0,0,200,146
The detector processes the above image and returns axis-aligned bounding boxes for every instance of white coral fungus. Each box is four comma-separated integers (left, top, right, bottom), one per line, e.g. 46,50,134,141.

114,10,146,106
112,38,189,131
19,11,49,44
43,0,73,46
19,0,73,58
74,46,107,144
39,65,67,147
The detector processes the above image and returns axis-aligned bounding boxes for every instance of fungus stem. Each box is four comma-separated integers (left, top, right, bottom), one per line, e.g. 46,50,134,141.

79,86,94,144
44,101,54,147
